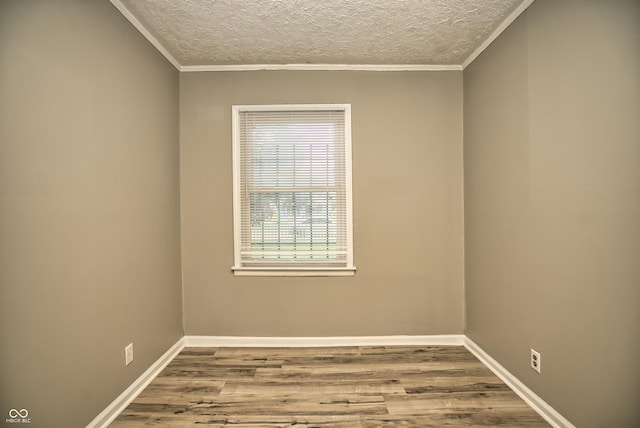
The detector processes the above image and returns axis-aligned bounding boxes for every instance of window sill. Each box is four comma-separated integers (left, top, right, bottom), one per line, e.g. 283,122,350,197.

231,267,356,277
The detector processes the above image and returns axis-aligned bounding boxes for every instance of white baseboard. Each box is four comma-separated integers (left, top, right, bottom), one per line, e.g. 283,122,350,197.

86,337,185,428
464,337,576,428
183,334,465,347
89,335,574,428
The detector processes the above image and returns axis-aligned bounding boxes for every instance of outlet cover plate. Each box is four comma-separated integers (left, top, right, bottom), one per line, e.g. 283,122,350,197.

530,348,541,373
125,343,134,366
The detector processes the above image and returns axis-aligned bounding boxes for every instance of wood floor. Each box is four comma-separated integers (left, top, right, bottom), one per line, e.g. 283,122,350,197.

111,346,549,427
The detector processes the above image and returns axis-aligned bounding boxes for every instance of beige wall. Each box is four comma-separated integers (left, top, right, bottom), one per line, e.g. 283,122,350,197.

0,1,182,427
464,0,640,426
7,0,636,425
180,71,464,336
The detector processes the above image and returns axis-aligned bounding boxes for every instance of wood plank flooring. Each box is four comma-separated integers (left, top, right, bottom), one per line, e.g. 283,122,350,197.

111,346,549,427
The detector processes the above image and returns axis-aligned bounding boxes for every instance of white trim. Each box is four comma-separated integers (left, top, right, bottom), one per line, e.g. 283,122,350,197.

183,335,465,348
231,104,355,274
89,335,575,427
231,106,242,270
181,64,462,72
461,0,536,68
232,267,356,277
110,0,533,72
344,104,354,269
109,0,181,70
233,104,351,112
464,337,576,428
86,338,185,428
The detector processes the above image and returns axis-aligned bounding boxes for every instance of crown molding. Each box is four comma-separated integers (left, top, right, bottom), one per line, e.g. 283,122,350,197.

109,0,181,70
462,0,536,68
111,0,534,72
179,64,462,72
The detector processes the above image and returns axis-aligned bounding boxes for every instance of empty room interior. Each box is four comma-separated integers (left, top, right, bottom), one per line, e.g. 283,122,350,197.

1,0,638,427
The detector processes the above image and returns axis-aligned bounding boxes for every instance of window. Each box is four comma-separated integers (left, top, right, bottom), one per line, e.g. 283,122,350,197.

232,104,355,276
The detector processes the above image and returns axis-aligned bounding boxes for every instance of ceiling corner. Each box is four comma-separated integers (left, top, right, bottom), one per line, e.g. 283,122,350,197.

461,0,536,69
109,0,183,70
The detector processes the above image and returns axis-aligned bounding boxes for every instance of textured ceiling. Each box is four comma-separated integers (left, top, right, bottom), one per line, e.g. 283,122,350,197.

114,0,531,69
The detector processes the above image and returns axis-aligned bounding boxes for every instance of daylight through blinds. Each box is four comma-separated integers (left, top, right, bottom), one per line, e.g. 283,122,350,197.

237,108,350,268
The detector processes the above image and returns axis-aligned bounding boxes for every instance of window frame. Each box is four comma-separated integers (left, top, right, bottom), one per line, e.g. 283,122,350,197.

231,104,355,277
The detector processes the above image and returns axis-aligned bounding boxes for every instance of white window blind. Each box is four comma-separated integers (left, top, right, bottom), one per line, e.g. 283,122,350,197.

232,104,354,276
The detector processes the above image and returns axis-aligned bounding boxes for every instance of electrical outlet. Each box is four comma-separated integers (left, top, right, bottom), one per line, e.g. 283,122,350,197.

125,343,134,366
530,348,541,373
